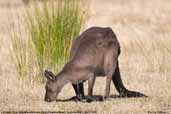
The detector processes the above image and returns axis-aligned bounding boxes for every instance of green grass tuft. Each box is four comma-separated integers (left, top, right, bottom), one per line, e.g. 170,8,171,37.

10,0,86,82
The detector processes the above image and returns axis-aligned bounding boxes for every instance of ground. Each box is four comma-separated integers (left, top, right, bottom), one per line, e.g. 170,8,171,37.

0,0,171,114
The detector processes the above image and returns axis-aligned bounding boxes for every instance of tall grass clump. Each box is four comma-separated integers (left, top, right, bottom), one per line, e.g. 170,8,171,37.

26,0,85,70
10,0,86,82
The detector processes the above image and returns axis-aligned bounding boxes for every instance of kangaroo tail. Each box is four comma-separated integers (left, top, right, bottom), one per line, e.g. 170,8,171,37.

112,61,147,97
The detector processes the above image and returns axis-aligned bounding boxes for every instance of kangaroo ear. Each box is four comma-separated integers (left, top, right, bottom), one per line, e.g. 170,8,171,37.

44,70,56,81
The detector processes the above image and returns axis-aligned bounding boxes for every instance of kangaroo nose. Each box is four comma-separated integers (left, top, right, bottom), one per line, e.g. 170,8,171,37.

44,97,51,102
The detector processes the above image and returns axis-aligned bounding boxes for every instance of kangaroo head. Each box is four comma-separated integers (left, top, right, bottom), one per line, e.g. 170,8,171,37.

44,70,60,102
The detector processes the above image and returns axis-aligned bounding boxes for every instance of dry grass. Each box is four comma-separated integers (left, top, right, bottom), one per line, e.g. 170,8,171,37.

0,0,171,114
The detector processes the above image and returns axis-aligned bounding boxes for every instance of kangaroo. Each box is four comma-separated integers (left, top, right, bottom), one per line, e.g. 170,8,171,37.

44,27,146,102
70,28,146,101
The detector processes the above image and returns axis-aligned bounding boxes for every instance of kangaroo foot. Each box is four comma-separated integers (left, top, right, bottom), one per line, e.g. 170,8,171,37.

102,96,110,101
70,95,86,102
86,96,104,102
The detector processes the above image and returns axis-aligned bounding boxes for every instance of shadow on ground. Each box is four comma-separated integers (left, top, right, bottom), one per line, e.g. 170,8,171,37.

56,94,146,102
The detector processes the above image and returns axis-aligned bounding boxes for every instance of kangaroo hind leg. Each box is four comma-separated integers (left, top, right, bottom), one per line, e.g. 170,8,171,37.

104,45,118,99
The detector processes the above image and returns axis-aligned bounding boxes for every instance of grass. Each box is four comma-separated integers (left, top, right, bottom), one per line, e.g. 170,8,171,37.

121,37,171,73
10,0,85,82
0,0,171,114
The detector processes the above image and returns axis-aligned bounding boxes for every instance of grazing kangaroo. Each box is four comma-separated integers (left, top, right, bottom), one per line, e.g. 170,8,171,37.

44,27,146,102
70,28,146,101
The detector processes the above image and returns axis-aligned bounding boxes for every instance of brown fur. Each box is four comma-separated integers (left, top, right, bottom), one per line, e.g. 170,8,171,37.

44,27,146,102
